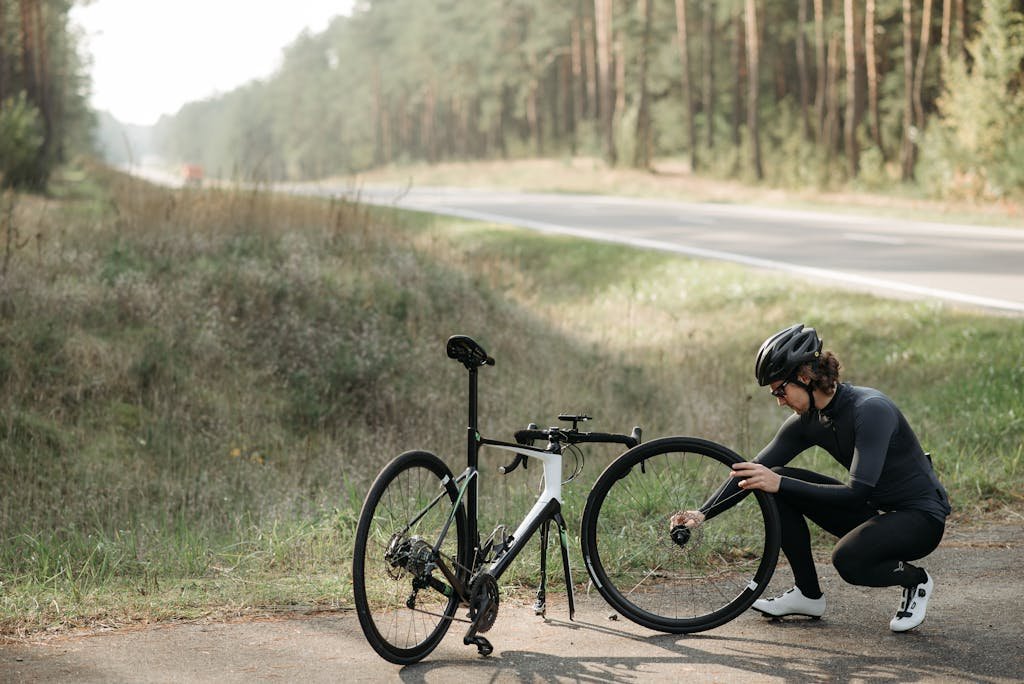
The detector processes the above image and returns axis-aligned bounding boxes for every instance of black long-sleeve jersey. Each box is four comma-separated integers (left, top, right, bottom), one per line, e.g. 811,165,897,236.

705,383,951,522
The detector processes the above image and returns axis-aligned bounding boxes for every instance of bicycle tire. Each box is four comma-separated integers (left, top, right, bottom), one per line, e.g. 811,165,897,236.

353,450,469,664
580,436,780,633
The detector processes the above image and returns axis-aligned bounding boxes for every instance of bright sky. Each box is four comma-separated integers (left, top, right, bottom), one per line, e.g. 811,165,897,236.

71,0,354,127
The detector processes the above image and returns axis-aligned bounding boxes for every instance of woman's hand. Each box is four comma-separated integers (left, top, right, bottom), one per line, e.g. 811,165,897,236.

731,462,781,493
669,510,705,529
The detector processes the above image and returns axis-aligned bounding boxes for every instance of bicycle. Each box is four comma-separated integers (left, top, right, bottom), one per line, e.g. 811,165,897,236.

352,335,781,664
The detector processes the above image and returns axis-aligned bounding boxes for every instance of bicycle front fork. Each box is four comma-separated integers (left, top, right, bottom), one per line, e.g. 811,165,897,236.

534,511,575,621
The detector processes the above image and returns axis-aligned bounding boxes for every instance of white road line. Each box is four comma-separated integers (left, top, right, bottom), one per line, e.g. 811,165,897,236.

842,232,907,245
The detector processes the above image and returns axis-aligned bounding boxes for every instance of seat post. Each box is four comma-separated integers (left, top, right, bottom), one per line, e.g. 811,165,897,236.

466,366,481,549
467,366,479,468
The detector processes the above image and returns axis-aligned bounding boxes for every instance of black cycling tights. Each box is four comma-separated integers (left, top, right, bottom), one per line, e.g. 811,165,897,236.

773,467,946,598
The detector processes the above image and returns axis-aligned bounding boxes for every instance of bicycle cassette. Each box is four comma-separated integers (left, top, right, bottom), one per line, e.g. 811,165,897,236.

467,574,500,634
385,535,434,579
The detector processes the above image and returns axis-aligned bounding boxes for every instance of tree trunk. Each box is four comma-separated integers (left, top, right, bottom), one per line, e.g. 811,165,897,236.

844,0,859,177
35,0,50,133
744,0,763,179
900,0,915,180
955,0,965,59
796,0,813,140
19,0,39,105
372,63,385,166
583,13,597,120
0,0,7,103
571,9,584,153
731,10,744,149
615,38,625,124
674,0,698,170
913,0,933,133
824,24,841,164
702,0,716,150
940,0,952,59
813,0,827,142
865,0,884,157
560,53,574,154
422,84,437,163
498,85,510,159
634,0,653,169
595,0,616,165
527,77,542,156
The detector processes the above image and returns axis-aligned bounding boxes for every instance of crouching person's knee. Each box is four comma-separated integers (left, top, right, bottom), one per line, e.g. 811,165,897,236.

831,545,864,585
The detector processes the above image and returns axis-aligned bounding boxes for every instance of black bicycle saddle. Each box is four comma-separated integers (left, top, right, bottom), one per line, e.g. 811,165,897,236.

446,335,495,369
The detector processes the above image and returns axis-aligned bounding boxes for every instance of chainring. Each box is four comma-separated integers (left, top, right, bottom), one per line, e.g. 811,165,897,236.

467,573,500,634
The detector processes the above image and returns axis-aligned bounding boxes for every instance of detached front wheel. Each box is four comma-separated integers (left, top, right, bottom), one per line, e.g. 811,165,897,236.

581,437,780,633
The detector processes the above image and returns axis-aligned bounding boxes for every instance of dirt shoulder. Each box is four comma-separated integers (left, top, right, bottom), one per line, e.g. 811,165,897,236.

3,514,1022,683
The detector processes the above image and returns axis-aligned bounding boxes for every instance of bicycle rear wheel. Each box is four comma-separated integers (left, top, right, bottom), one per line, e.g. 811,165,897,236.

352,451,469,664
581,436,780,633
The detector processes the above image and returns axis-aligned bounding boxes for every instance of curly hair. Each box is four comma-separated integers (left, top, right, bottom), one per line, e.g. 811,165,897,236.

797,351,841,393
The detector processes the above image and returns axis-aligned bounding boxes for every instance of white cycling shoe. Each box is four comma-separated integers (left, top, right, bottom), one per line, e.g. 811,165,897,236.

890,572,934,632
752,586,825,619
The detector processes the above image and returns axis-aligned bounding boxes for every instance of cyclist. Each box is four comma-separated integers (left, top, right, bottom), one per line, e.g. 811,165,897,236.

671,323,950,632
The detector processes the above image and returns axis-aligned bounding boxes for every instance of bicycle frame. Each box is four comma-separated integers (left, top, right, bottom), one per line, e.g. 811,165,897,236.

454,364,574,593
398,334,637,656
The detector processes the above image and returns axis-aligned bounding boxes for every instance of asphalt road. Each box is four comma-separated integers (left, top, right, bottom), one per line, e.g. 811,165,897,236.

4,519,1022,683
309,184,1024,316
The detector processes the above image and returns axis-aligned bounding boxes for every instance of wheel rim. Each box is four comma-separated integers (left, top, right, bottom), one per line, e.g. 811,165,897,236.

585,439,778,631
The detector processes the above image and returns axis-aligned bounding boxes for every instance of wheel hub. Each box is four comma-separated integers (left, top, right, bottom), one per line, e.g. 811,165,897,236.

385,535,435,579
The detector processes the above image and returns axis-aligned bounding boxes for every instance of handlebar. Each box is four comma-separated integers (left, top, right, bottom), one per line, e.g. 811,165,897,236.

512,426,642,449
500,423,642,475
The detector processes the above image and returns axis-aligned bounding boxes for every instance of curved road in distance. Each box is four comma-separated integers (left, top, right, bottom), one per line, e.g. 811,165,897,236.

307,184,1024,316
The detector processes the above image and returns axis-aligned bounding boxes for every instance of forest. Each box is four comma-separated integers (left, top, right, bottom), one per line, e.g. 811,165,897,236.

152,0,1024,201
1,1,1022,201
0,0,93,190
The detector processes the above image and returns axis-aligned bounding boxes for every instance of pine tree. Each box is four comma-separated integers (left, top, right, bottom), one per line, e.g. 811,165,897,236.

934,0,1024,197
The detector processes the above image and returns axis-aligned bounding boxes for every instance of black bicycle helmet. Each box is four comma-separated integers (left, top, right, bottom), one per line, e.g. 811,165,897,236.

755,324,823,386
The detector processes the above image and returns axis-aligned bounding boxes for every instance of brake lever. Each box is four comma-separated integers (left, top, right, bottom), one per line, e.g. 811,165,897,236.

502,423,539,474
630,426,643,446
498,453,526,474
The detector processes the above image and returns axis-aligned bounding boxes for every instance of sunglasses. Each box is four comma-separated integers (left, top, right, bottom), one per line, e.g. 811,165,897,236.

770,379,792,398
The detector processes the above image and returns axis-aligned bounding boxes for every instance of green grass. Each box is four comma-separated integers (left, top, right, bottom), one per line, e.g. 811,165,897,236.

0,162,1021,637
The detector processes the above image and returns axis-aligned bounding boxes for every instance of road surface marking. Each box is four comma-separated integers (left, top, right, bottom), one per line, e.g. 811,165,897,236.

842,232,907,245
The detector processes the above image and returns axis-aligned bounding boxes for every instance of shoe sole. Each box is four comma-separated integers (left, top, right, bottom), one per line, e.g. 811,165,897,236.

890,618,925,632
752,607,823,620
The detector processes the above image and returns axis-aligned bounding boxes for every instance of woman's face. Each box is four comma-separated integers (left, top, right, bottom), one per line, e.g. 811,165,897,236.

770,377,811,414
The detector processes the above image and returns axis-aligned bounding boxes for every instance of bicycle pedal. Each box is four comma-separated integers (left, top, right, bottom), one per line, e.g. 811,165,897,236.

464,635,493,657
